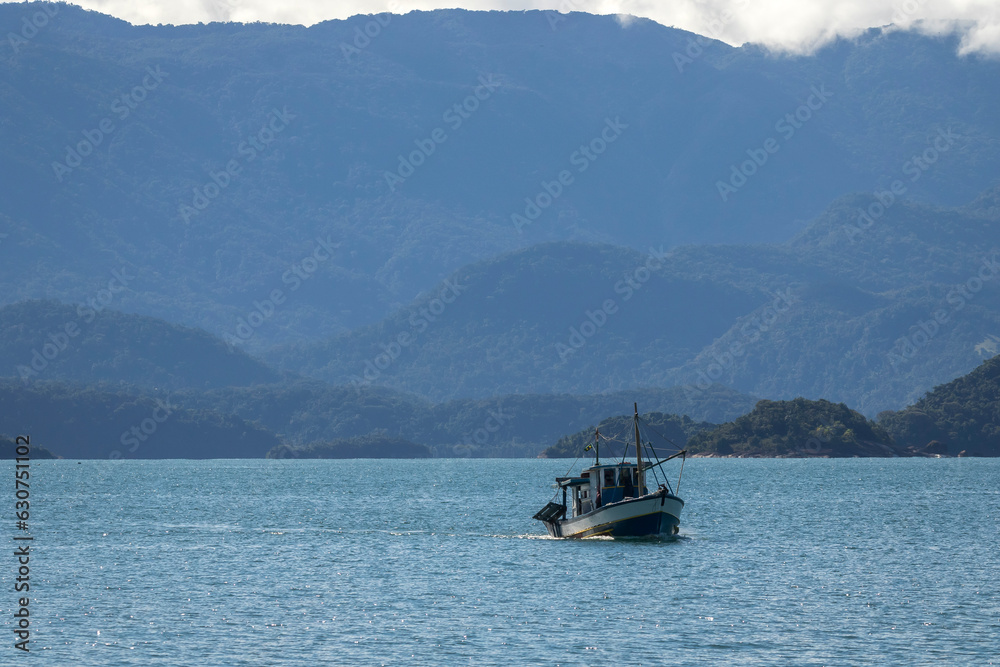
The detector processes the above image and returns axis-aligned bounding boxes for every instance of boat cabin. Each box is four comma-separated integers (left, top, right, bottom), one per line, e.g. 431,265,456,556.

556,463,649,519
533,404,687,538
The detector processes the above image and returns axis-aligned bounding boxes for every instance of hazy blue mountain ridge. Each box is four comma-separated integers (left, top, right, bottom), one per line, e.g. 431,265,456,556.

2,5,999,351
0,379,281,458
265,188,1000,414
175,379,758,456
0,300,280,389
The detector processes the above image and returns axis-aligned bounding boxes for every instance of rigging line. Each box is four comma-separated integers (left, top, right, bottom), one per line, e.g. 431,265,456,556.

642,440,664,487
548,450,585,504
604,420,632,443
636,415,684,456
642,438,665,487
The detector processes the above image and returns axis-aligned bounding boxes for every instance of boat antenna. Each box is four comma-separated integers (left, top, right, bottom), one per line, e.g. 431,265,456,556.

634,403,642,497
676,450,687,495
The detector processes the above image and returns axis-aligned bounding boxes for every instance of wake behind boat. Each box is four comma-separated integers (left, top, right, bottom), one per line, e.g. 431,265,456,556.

533,404,686,539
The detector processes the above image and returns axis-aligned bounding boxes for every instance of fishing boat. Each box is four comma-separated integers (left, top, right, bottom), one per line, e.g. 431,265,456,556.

533,404,686,538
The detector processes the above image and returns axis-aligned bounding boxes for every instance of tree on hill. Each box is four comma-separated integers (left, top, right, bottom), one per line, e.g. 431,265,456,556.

687,398,901,457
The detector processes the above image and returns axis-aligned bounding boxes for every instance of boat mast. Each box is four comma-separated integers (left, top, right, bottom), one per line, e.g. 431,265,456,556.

633,403,642,497
595,428,600,465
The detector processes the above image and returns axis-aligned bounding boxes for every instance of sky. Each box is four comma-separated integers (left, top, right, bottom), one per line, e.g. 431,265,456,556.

71,0,1000,55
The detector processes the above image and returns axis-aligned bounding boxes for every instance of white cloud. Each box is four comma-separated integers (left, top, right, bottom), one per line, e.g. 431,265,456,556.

74,0,1000,56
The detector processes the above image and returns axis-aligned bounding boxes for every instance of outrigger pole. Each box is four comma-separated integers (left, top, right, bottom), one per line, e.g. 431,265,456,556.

642,449,687,474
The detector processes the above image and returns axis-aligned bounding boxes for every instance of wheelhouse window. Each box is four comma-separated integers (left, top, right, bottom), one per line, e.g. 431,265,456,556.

604,469,615,487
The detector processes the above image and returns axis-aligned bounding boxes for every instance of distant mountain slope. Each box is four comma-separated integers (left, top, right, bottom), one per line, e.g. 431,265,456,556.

174,379,757,456
0,300,280,389
267,186,1000,413
270,242,764,398
879,354,1000,456
665,191,1000,414
1,6,999,348
267,434,432,459
0,434,58,459
0,379,281,458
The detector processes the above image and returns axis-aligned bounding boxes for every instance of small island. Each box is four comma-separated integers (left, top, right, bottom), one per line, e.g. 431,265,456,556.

1,435,59,459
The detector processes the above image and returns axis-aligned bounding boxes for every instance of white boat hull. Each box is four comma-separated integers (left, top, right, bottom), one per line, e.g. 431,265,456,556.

543,491,683,539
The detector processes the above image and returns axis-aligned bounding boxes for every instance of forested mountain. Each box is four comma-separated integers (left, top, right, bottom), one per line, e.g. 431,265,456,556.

177,379,756,456
271,242,762,399
2,5,999,351
270,189,1000,414
3,6,1000,456
0,374,755,458
0,300,280,389
879,355,1000,456
0,379,281,458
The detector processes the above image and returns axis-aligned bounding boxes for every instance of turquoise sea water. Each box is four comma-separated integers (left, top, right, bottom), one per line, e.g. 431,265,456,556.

2,458,999,665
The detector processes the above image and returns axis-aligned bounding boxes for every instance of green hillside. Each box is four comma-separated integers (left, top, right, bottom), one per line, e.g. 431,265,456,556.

879,354,1000,456
687,398,902,457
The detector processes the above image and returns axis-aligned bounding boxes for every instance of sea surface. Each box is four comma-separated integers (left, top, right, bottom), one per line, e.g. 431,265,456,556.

2,458,998,665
